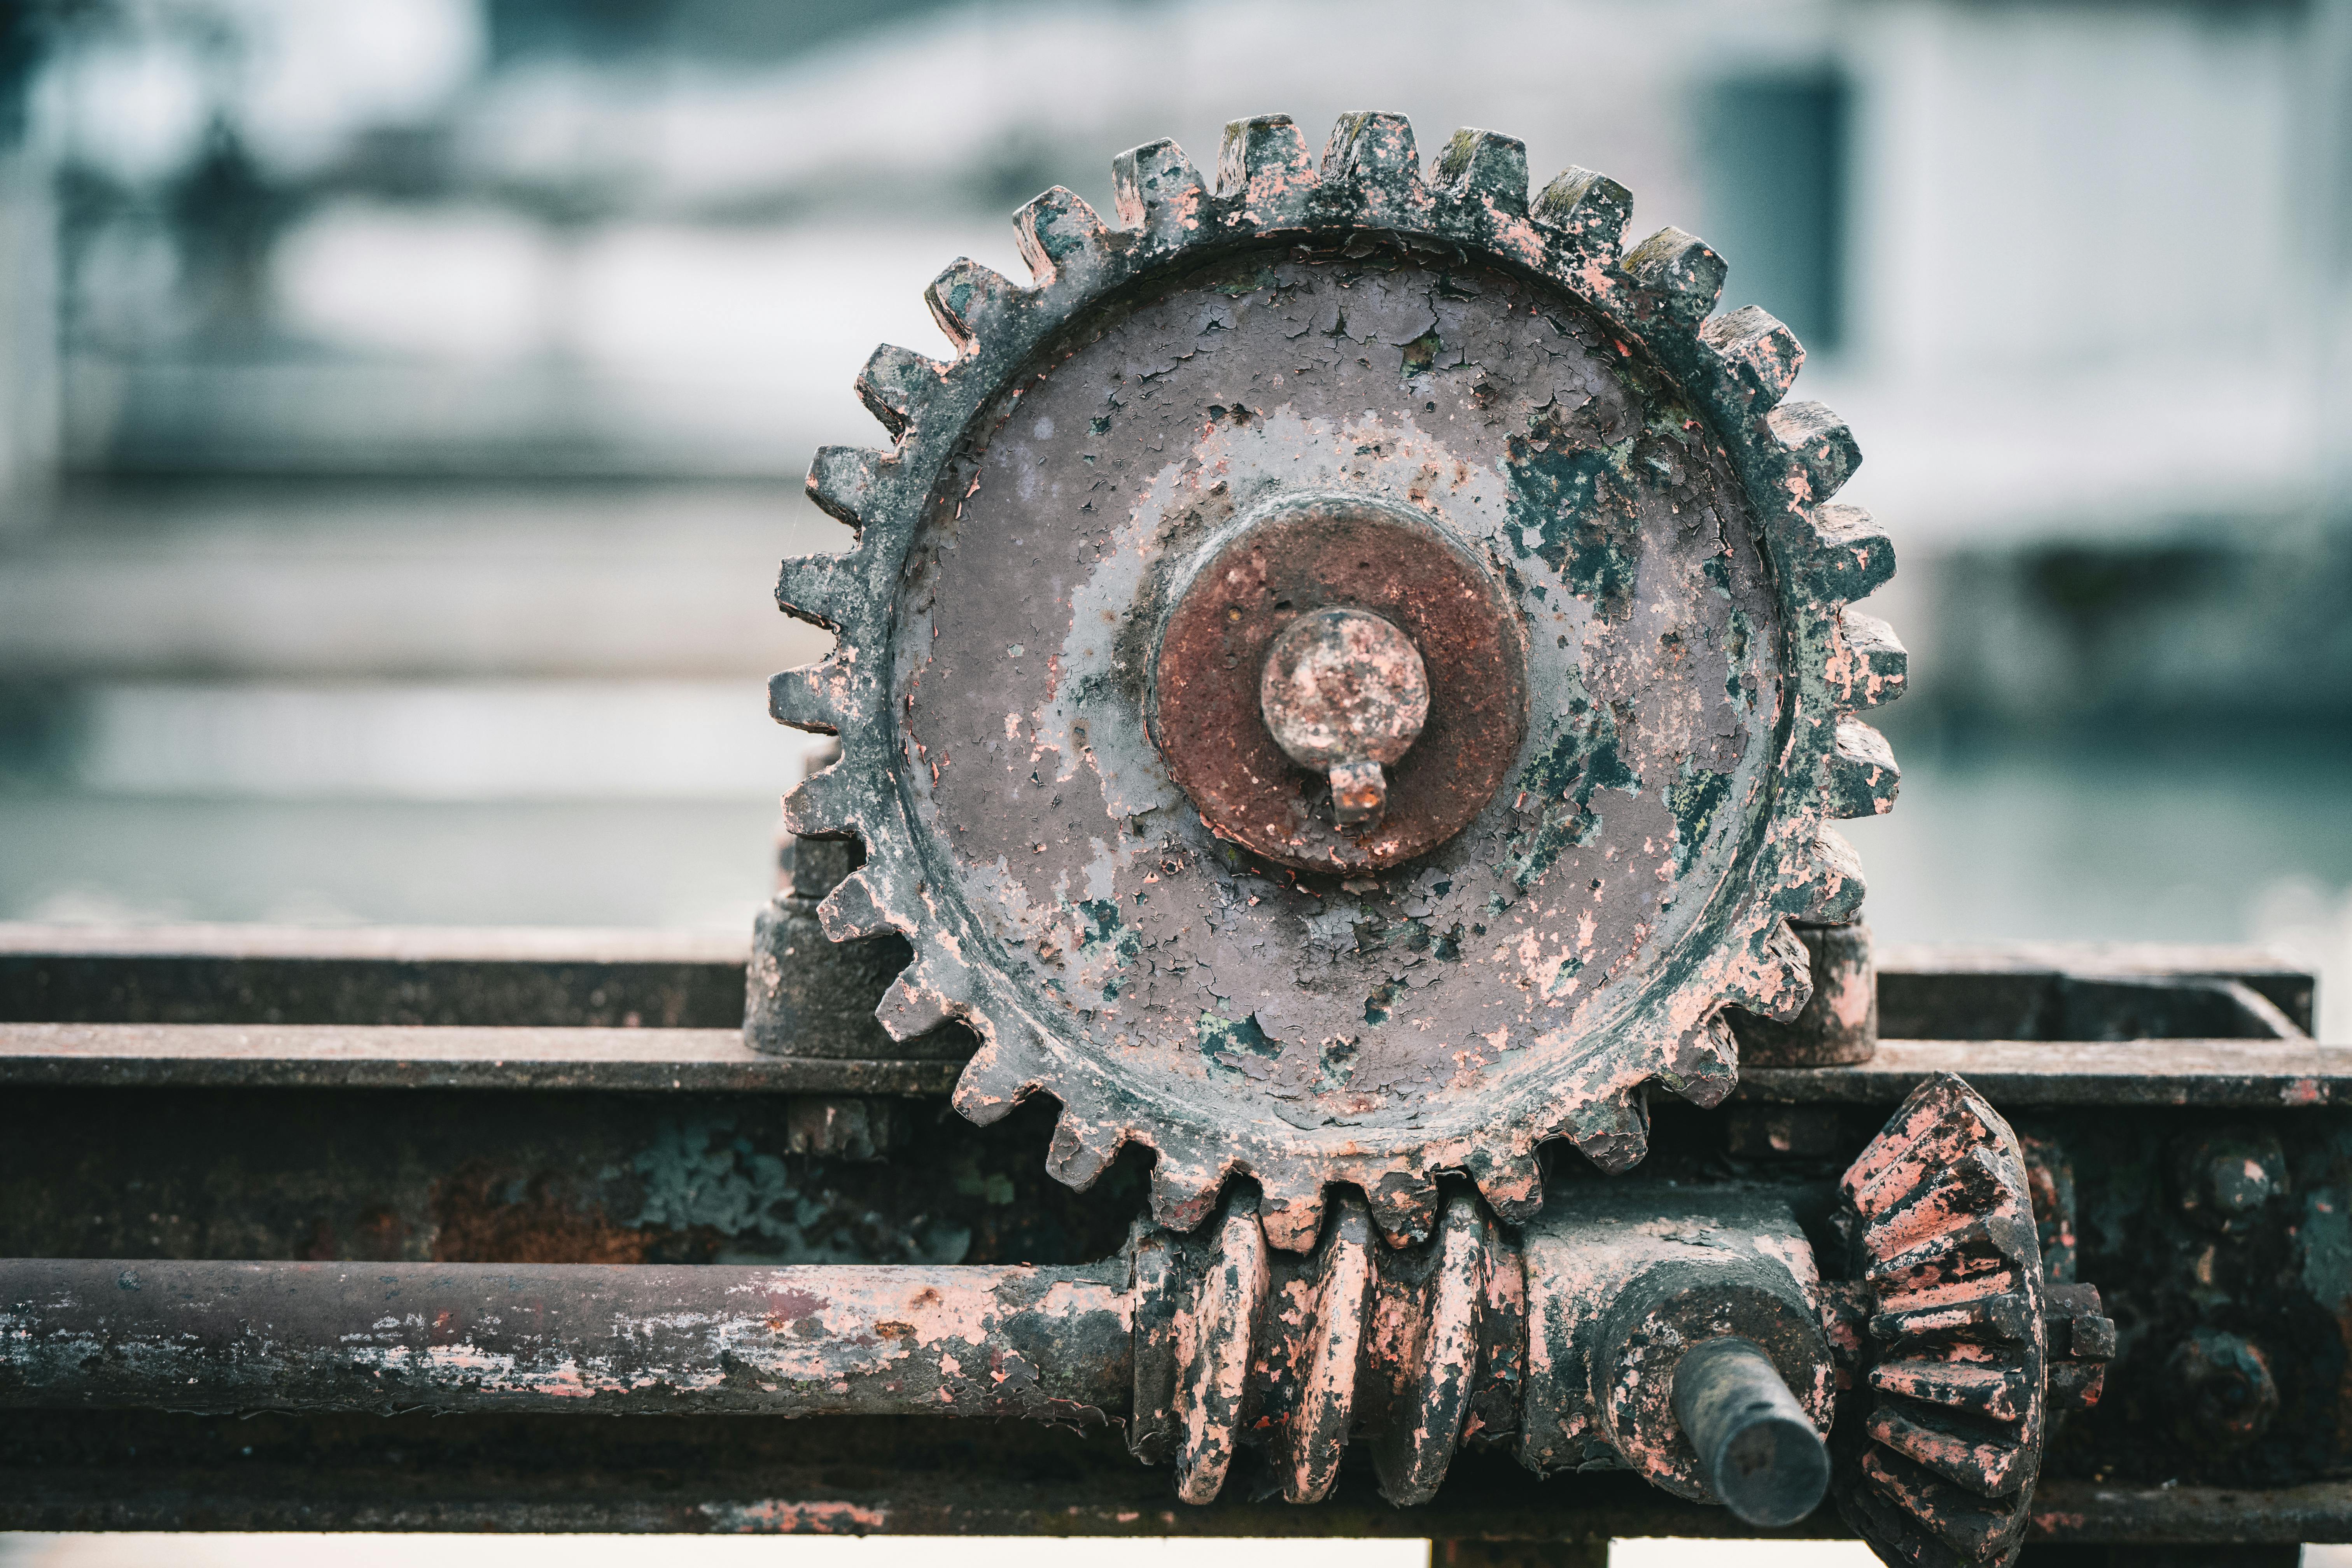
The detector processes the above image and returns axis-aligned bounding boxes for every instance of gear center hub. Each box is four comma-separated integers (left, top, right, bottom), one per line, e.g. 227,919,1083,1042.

1259,606,1430,828
1150,492,1529,875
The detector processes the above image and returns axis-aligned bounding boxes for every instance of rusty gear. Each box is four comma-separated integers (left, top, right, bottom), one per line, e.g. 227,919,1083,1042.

1834,1074,2049,1568
770,112,1904,1250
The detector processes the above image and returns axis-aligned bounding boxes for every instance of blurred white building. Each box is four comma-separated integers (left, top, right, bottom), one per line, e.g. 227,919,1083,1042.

0,0,2347,1017
19,0,2350,546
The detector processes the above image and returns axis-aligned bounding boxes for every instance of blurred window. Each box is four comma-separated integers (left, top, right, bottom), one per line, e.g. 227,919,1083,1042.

1701,71,1848,354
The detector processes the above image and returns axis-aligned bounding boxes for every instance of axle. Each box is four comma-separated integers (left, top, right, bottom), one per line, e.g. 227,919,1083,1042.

0,1186,1832,1521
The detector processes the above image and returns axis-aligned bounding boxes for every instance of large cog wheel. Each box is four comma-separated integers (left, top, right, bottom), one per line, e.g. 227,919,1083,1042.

772,112,1904,1250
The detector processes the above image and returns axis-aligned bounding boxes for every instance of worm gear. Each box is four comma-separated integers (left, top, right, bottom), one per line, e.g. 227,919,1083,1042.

771,112,1904,1250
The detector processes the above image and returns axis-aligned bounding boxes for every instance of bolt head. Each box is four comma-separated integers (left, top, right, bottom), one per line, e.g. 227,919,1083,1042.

1259,606,1430,772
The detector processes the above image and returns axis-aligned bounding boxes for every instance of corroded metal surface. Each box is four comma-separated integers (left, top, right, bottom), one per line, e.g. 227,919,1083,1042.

0,922,746,1027
745,837,973,1062
1153,496,1523,868
4,925,2303,1038
1259,607,1429,828
0,1021,965,1092
8,1024,2344,1104
770,112,1902,1244
1830,1073,2088,1567
0,1176,1845,1522
2,933,2342,1545
1736,921,1879,1066
0,1258,1132,1420
1672,1336,1832,1527
6,1413,2350,1542
1517,1186,1833,1502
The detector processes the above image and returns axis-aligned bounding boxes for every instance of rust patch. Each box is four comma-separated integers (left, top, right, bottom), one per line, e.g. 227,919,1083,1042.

429,1164,659,1265
1154,496,1524,870
1833,1073,2049,1567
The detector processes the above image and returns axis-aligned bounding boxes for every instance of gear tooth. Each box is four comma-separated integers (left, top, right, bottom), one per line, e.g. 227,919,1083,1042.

878,952,973,1042
1013,185,1112,288
1802,826,1869,924
950,1034,1044,1128
854,344,948,443
1565,1089,1651,1174
816,867,905,942
1363,1168,1440,1247
767,658,849,736
1618,226,1727,327
1698,304,1805,415
1255,1176,1329,1253
1661,1012,1740,1109
1807,502,1898,602
1468,1150,1544,1224
924,257,1022,354
1319,112,1426,222
780,771,856,843
1430,128,1528,215
1767,399,1862,504
1110,138,1209,243
775,550,867,634
1214,114,1315,220
1827,719,1901,818
1830,607,1909,711
805,444,884,528
1530,166,1632,262
1719,917,1812,1019
1148,1143,1228,1234
1045,1104,1127,1190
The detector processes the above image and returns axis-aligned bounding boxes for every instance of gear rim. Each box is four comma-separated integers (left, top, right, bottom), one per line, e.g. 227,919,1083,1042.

770,111,1901,1248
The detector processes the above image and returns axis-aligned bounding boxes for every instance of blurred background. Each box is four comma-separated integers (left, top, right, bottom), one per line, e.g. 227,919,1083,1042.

0,0,2347,1040
0,5,2348,1563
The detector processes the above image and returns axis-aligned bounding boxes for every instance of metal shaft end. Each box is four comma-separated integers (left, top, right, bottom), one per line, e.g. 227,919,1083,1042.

1259,606,1430,831
1326,758,1386,826
1671,1335,1830,1528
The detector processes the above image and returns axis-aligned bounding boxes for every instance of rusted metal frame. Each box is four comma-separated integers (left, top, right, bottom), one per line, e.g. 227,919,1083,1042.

1873,942,2315,1040
1738,1039,2352,1106
3,924,2312,1037
0,923,749,1029
4,1022,2340,1102
0,1431,1813,1540
5,1430,2349,1542
0,1022,962,1092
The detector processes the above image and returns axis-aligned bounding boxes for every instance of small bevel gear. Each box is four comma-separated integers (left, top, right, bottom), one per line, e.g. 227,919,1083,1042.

771,112,1906,1250
1834,1074,2048,1568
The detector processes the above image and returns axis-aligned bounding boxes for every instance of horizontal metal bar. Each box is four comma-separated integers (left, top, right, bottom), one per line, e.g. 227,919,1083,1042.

0,1258,1129,1419
0,922,751,1030
0,1022,959,1091
0,1445,1736,1540
0,924,751,964
3,924,2316,1036
1740,1038,2352,1106
5,1021,2343,1101
0,1448,2338,1543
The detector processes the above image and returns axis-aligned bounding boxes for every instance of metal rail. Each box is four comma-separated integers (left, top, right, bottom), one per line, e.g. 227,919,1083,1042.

3,1022,2340,1103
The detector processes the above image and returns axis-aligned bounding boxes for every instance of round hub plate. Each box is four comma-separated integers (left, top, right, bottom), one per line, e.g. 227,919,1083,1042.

1152,494,1525,872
